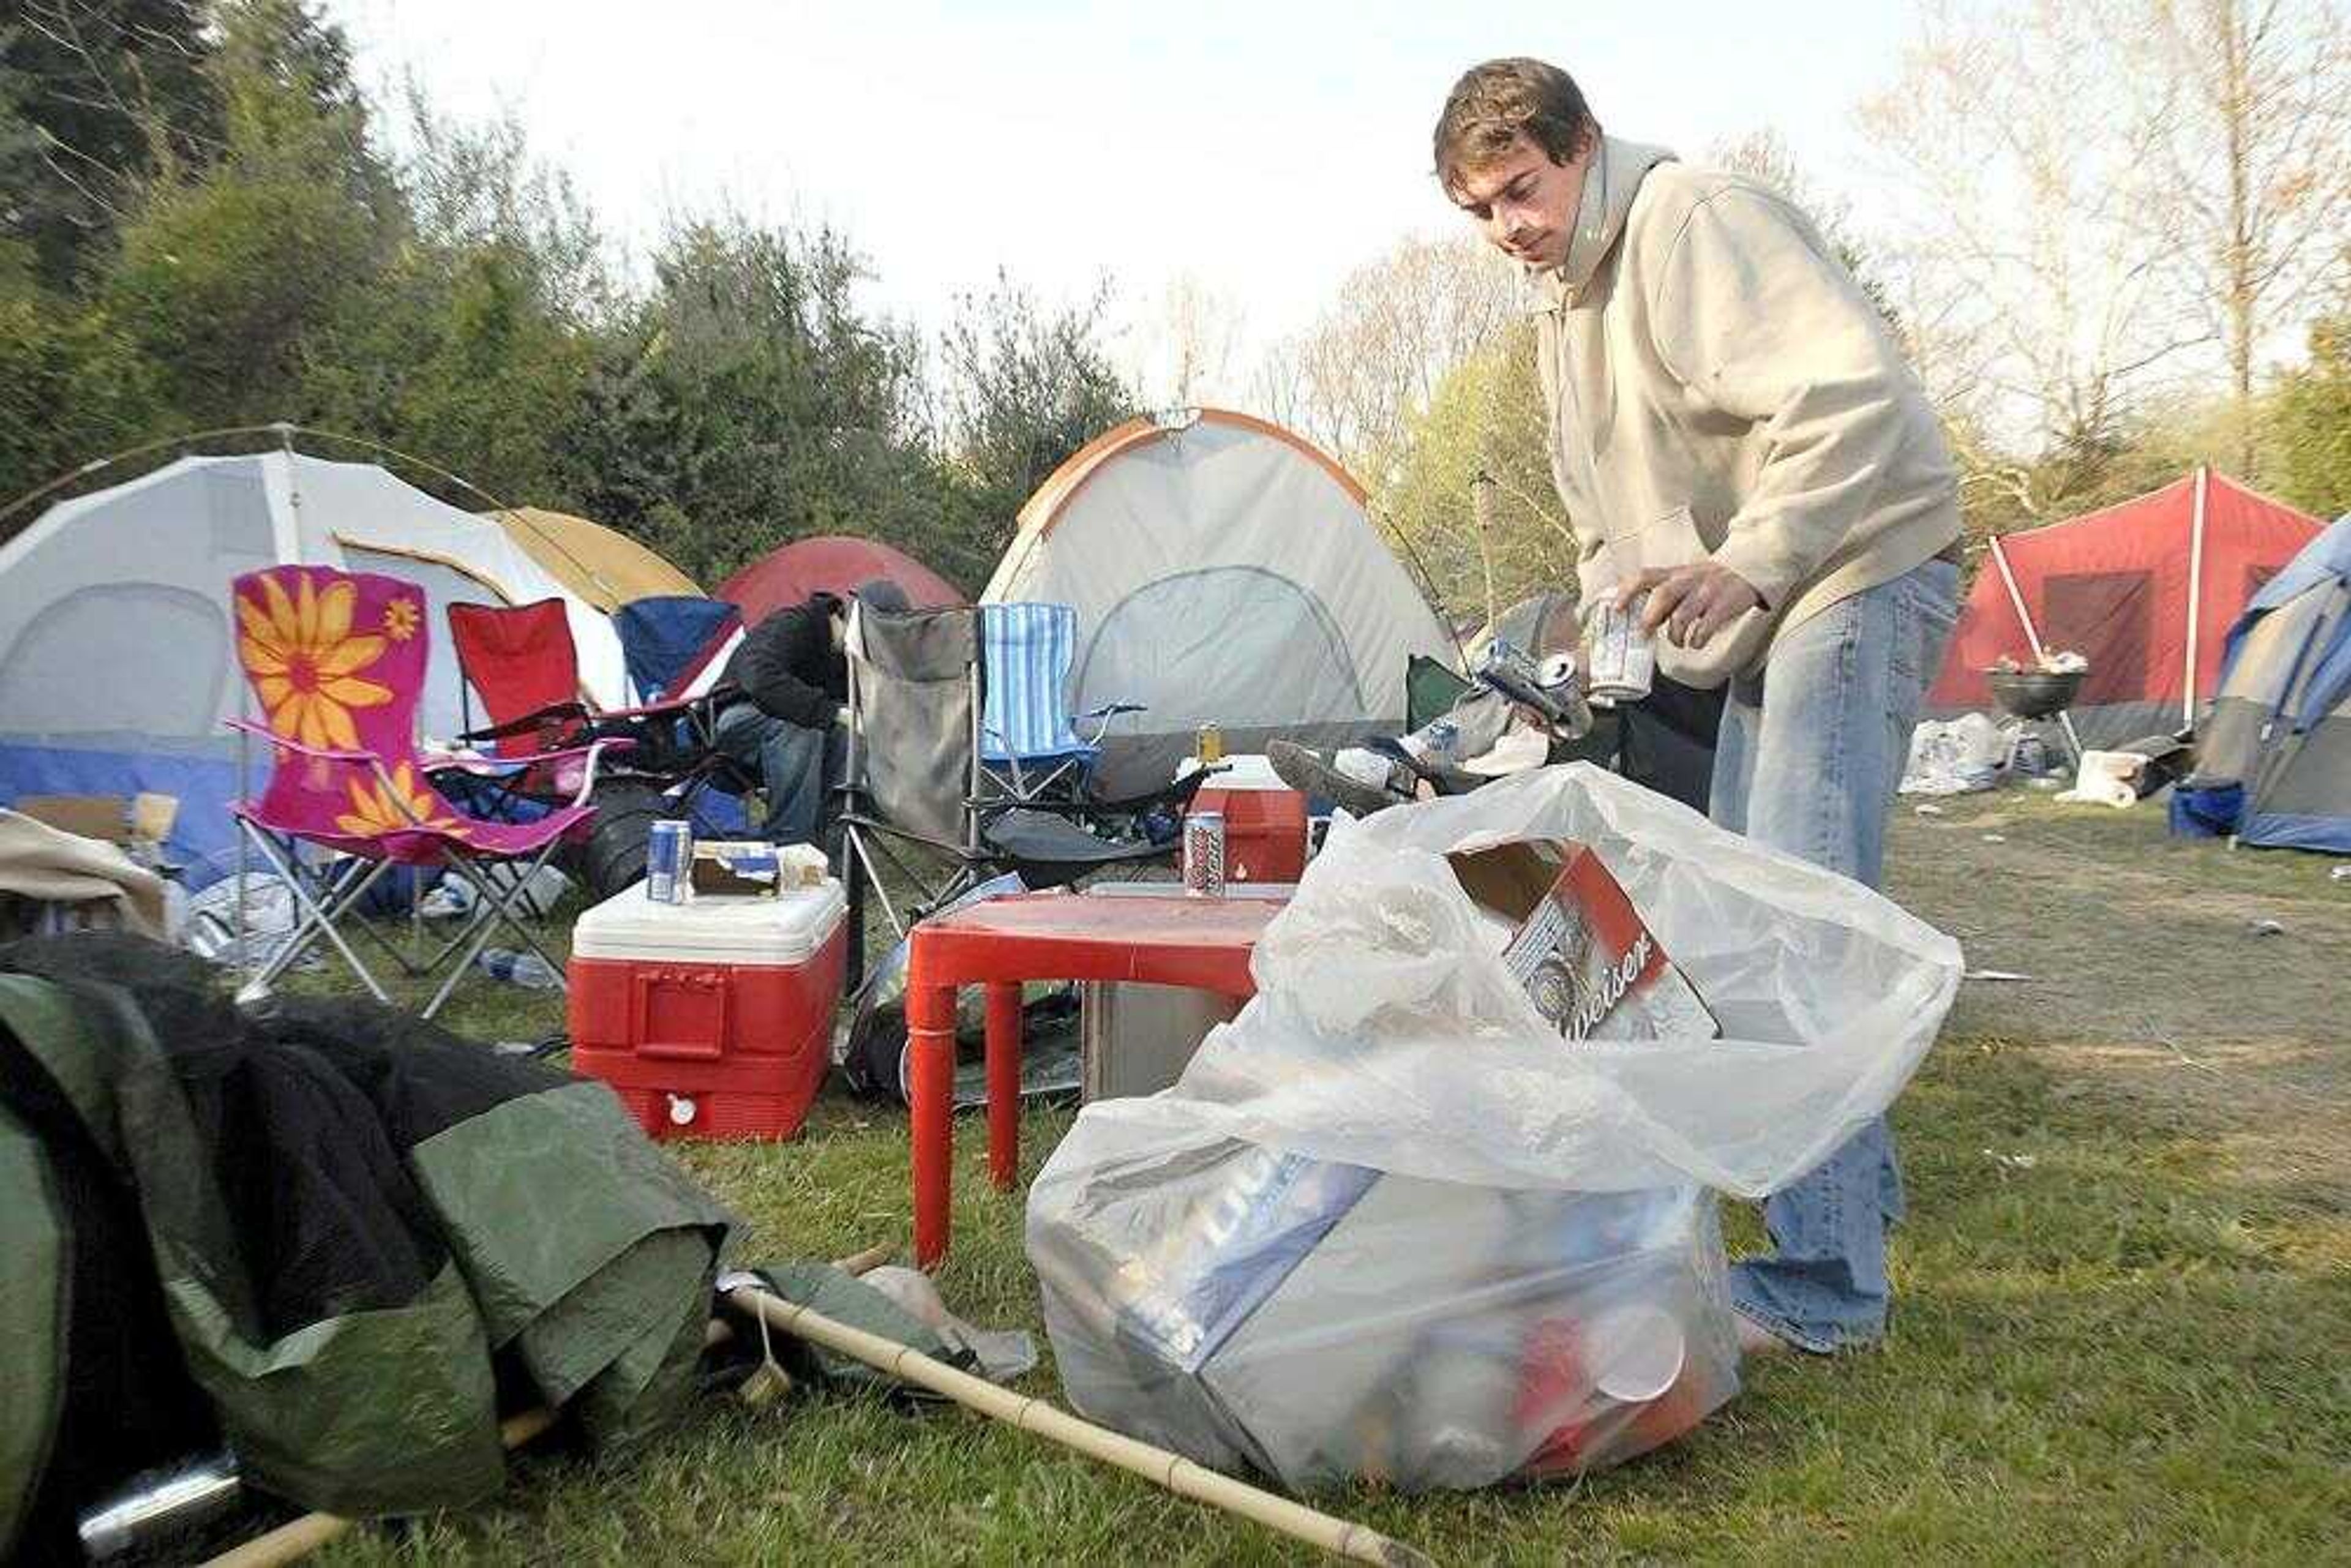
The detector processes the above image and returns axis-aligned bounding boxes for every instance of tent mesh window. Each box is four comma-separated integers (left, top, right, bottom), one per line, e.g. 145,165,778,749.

1077,566,1364,728
0,583,228,735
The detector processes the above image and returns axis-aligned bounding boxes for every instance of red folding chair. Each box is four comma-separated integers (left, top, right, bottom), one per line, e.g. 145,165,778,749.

229,566,625,1016
449,598,581,756
446,598,599,809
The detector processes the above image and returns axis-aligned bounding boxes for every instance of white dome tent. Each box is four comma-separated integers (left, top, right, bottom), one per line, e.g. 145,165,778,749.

983,408,1451,795
0,441,628,880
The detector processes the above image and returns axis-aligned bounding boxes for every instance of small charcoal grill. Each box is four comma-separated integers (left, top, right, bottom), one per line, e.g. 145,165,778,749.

1987,667,2086,721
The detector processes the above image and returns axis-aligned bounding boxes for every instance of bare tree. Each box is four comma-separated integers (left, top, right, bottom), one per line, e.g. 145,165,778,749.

1862,0,2211,514
1126,271,1245,409
1249,231,1519,470
2115,0,2351,473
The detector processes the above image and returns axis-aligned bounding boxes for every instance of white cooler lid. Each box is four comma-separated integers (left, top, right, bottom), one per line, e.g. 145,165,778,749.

1176,754,1288,791
572,879,847,964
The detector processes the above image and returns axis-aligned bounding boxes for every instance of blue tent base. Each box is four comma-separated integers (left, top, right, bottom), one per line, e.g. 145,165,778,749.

0,738,241,887
2240,811,2351,853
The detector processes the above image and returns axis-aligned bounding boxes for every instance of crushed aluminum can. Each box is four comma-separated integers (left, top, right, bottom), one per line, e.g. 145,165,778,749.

1182,810,1226,898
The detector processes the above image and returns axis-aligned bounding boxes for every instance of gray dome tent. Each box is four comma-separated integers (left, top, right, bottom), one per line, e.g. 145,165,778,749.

983,408,1451,795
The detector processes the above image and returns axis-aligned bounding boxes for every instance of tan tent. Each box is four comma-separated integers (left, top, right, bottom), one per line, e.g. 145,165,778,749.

484,507,701,612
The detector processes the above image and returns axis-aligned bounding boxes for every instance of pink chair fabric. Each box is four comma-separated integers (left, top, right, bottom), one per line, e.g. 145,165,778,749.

231,566,594,865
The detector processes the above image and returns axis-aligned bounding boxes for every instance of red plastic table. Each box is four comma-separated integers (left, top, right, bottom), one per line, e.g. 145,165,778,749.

903,888,1282,1266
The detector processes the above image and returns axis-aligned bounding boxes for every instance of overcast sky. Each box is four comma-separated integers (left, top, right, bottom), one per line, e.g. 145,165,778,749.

326,1,1921,383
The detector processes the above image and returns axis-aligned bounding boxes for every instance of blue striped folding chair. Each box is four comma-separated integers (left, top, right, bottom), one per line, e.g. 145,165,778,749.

978,602,1141,801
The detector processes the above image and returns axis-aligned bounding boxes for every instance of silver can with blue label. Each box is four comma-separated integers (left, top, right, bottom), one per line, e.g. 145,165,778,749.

647,819,692,903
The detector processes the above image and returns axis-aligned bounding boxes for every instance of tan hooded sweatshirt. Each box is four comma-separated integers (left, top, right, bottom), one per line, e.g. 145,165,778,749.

1532,137,1960,685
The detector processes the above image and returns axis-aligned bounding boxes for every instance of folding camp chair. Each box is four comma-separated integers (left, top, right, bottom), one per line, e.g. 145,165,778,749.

449,598,582,759
449,595,756,839
832,601,1212,990
977,601,1142,801
228,565,624,1016
613,596,745,703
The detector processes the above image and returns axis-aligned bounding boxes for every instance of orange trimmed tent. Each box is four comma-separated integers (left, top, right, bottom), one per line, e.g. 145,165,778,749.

983,407,1450,793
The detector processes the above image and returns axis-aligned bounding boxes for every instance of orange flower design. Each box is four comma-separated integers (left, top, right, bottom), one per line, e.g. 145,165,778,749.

237,574,392,749
382,596,421,642
334,762,470,839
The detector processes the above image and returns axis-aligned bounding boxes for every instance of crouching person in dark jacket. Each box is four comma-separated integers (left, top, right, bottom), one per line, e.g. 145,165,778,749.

713,578,911,845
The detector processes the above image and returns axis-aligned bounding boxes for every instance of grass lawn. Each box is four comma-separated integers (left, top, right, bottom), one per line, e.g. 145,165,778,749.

307,792,2350,1566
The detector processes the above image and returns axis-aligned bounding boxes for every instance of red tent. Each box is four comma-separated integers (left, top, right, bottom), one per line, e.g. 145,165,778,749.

717,536,965,624
1927,470,2321,745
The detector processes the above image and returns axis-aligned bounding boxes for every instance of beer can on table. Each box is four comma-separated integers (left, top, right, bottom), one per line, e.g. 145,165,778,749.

1196,722,1226,765
1583,595,1656,704
1182,810,1226,898
647,819,692,903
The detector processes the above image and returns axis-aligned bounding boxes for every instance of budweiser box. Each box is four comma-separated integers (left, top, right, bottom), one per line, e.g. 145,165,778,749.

1447,841,1718,1043
688,839,828,898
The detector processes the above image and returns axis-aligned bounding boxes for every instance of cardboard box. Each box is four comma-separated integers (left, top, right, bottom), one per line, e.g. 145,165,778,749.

1448,840,1717,1043
688,839,828,898
13,792,178,849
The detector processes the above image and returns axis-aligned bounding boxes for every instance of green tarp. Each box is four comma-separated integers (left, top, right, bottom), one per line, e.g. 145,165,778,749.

0,948,734,1555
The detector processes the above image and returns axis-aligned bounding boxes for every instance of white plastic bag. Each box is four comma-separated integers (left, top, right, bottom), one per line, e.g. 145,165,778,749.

1164,763,1963,1197
1027,763,1961,1491
1029,1115,1740,1492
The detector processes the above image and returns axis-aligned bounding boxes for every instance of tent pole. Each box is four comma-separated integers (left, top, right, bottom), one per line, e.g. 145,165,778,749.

2183,466,2209,731
1990,537,2083,760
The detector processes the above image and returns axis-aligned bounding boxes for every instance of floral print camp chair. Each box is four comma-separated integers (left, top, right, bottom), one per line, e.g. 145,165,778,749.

228,565,624,1016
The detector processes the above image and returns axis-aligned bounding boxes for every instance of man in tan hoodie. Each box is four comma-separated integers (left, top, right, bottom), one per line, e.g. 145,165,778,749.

1435,58,1963,1356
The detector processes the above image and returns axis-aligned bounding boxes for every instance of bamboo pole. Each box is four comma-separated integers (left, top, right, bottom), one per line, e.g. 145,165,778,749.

721,1282,1433,1567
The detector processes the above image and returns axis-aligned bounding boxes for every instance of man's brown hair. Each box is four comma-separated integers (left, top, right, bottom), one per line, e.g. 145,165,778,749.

1433,58,1596,197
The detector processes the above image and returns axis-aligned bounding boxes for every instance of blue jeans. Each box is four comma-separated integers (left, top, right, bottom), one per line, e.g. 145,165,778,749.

713,702,830,847
1709,557,1960,1351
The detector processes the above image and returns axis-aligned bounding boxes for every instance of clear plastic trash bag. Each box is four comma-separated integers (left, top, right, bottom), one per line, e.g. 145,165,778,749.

1029,1122,1741,1492
1155,762,1963,1198
1026,763,1962,1490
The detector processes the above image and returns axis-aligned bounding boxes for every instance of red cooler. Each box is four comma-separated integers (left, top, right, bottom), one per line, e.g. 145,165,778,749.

568,879,847,1141
1191,785,1308,885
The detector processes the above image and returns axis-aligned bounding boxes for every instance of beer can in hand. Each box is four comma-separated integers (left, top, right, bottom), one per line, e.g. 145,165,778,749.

1583,595,1656,704
1182,810,1227,898
647,819,692,903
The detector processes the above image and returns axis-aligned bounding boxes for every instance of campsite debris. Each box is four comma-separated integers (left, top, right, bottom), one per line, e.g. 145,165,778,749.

1900,713,2006,796
1963,969,2034,982
78,1454,242,1561
715,1275,1433,1568
858,1264,1038,1381
1982,1149,2040,1171
476,947,561,988
2248,918,2286,937
1914,803,1946,816
1994,650,2088,675
1981,833,2008,844
2331,866,2351,882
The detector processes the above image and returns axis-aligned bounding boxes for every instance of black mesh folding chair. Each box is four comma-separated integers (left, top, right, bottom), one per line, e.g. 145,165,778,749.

831,602,1212,989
